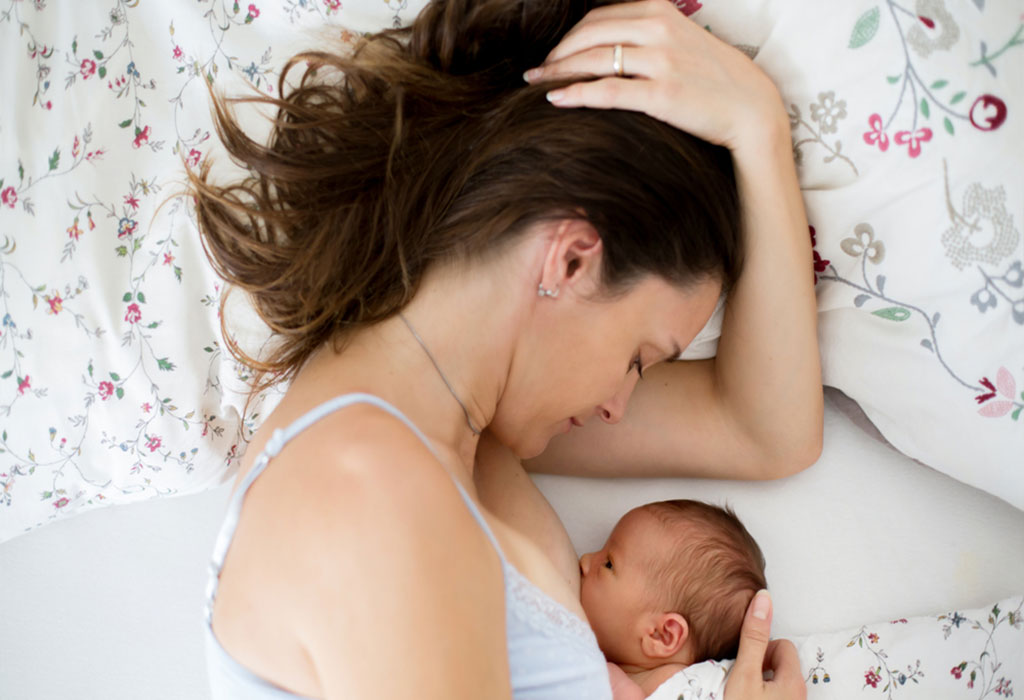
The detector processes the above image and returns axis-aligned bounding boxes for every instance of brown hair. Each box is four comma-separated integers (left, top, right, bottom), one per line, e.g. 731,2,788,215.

189,0,742,394
641,499,767,662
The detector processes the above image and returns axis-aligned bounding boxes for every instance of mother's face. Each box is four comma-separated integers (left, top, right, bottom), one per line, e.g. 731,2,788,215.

491,273,722,459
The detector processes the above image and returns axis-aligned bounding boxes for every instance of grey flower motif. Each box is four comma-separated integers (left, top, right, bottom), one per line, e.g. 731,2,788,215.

1003,261,1023,288
942,183,1018,270
1013,299,1024,325
840,223,886,264
788,103,801,130
970,287,997,312
809,92,848,135
907,0,960,58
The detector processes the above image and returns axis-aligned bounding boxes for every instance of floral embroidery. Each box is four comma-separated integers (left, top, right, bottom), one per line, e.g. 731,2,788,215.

805,648,832,685
906,0,960,58
810,226,830,284
863,113,891,151
941,599,1023,698
1,187,17,209
820,220,1023,422
840,223,886,264
789,92,858,176
849,0,1008,154
893,127,932,157
672,0,703,17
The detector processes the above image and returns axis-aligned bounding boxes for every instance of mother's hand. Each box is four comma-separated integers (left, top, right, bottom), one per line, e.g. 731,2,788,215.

525,0,783,153
725,591,806,700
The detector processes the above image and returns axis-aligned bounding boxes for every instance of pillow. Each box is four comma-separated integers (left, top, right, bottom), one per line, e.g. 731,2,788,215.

648,595,1024,699
0,0,429,542
687,0,1023,509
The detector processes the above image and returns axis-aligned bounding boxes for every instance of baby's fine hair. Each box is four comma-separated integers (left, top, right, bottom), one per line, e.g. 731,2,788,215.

641,499,767,663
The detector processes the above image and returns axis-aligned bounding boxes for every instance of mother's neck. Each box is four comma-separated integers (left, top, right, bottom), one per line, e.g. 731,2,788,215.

311,240,537,481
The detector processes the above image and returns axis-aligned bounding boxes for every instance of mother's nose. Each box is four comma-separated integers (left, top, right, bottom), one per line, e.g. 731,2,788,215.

579,551,593,576
597,372,640,424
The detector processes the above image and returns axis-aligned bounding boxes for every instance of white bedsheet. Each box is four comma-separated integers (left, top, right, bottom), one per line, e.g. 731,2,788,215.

1,389,1022,699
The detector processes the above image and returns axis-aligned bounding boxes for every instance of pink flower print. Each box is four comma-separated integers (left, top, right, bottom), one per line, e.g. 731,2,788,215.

1,186,17,209
54,497,70,508
172,45,183,61
146,435,162,453
970,95,1008,132
324,0,341,11
80,58,97,80
141,402,151,413
864,669,881,688
868,633,879,644
978,367,1017,417
45,101,52,111
132,125,151,149
87,212,96,230
45,293,63,315
894,127,932,158
163,252,175,266
951,664,964,679
124,194,140,210
67,220,83,240
124,303,142,325
17,375,30,395
98,381,114,400
117,217,138,239
863,113,889,152
186,148,202,168
995,678,1013,697
72,135,81,158
245,3,260,22
673,0,703,15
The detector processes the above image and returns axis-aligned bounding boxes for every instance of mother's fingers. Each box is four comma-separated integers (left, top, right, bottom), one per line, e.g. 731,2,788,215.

765,639,805,695
545,75,665,118
544,1,690,64
725,590,773,699
528,45,667,83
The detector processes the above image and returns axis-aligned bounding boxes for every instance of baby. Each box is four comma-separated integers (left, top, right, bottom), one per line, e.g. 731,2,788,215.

579,499,767,700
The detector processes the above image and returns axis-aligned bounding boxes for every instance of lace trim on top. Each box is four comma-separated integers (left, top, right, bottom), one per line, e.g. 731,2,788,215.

504,564,604,654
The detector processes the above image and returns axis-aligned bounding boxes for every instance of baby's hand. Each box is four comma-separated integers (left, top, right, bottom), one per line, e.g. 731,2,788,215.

607,662,646,700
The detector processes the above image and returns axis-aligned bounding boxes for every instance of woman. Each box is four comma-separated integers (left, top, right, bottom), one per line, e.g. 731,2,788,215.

194,1,821,698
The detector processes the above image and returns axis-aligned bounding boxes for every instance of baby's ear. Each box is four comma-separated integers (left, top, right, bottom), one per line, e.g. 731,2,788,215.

641,613,690,660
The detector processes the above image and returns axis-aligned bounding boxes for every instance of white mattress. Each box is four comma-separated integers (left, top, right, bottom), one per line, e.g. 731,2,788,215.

1,389,1022,699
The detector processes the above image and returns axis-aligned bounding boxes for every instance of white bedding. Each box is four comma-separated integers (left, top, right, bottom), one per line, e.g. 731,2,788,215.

2,389,1022,699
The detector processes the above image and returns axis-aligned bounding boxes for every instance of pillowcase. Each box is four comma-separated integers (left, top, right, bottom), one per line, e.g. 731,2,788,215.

689,0,1023,508
648,595,1024,699
0,0,429,542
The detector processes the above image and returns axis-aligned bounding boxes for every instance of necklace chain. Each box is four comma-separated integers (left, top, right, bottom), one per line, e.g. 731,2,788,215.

399,313,482,436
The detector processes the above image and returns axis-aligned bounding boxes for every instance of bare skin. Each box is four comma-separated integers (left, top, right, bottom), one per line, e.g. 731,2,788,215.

210,2,815,699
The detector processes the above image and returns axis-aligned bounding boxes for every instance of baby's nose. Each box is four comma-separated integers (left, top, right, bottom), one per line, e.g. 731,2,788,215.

579,552,593,577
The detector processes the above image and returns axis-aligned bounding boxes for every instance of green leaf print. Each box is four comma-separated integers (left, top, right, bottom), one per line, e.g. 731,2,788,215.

872,307,911,322
849,7,880,49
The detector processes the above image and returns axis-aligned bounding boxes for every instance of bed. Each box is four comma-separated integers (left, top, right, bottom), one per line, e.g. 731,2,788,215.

1,0,1021,698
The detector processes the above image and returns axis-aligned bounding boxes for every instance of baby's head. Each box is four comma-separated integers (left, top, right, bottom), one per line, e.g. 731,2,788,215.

579,499,766,668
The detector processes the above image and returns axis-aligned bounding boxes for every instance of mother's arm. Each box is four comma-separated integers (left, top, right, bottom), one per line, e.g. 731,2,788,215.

524,0,822,481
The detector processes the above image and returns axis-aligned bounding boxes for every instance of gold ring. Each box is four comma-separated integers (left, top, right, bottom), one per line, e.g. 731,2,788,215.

612,44,624,77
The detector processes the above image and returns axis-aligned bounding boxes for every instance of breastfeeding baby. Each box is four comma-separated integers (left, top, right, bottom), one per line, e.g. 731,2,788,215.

579,499,767,700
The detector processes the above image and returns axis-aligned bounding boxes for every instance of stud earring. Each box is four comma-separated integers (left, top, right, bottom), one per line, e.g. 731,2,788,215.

537,283,559,298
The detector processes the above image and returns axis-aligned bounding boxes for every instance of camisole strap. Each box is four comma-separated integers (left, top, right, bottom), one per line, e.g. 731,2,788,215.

205,392,508,622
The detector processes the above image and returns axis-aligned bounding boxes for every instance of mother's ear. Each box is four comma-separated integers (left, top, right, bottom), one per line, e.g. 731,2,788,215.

538,218,604,298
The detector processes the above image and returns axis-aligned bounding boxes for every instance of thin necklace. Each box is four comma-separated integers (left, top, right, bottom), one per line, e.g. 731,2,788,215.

399,312,482,436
